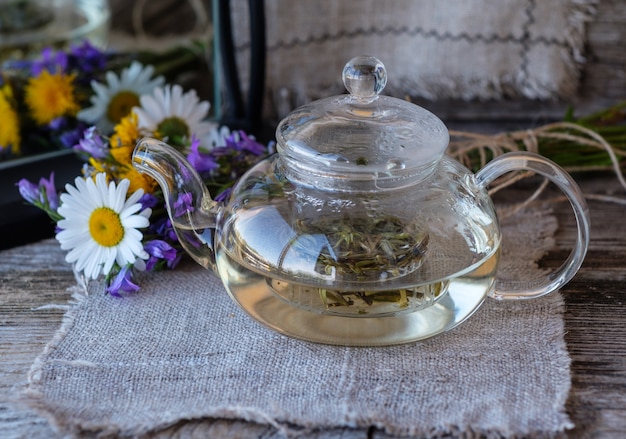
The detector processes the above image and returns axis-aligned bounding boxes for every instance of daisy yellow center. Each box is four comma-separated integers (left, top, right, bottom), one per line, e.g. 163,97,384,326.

156,117,189,143
89,207,124,247
107,91,140,125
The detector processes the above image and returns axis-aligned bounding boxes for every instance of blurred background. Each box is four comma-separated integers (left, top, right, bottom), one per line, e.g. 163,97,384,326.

1,0,625,249
106,0,625,127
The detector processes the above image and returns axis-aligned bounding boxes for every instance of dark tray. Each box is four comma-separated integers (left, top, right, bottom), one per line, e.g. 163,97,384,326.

0,150,83,250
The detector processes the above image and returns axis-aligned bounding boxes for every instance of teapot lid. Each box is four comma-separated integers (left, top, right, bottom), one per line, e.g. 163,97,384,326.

276,55,449,180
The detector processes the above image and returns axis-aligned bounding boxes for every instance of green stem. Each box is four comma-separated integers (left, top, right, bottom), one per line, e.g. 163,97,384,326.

576,101,626,125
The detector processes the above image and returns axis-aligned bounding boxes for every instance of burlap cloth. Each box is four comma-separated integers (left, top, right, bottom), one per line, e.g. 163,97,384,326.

23,207,572,438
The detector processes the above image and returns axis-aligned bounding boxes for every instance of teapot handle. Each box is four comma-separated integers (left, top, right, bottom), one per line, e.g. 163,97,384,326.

475,152,590,300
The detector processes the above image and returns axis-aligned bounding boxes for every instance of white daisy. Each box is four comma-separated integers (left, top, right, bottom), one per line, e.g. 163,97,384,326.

133,84,215,147
78,61,165,133
56,173,152,280
204,125,232,149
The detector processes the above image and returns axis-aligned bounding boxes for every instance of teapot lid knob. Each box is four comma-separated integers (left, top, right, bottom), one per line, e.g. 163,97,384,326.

276,55,449,182
342,55,387,100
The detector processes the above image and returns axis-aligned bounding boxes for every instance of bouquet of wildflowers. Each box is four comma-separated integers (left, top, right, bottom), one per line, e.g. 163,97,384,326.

11,41,271,295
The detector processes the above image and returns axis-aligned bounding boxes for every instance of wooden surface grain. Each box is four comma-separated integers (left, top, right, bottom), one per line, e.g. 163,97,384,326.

1,174,626,438
552,179,626,438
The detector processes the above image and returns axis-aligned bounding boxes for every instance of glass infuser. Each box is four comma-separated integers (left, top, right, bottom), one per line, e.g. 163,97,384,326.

132,55,590,346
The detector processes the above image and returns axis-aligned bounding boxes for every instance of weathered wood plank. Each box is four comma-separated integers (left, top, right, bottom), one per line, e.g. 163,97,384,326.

541,177,626,439
591,0,626,22
0,264,75,439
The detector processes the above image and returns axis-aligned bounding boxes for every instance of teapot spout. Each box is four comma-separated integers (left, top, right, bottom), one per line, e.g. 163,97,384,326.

132,137,221,271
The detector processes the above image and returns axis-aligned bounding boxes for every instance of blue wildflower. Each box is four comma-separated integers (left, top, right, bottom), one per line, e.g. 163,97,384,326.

227,131,266,155
215,187,232,203
74,126,108,159
145,240,179,271
68,40,107,75
173,192,194,217
187,135,218,172
106,265,140,296
31,47,68,75
48,116,67,131
16,172,59,213
153,218,178,242
59,122,89,148
39,172,59,211
16,178,39,204
139,192,160,210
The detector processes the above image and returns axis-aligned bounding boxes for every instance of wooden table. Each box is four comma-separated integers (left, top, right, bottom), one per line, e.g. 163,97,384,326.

1,174,625,438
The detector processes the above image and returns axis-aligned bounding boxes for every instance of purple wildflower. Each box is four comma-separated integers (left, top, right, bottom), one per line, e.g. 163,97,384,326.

227,131,266,155
215,187,232,203
207,145,231,159
16,173,59,211
187,136,218,172
59,122,89,148
39,172,59,210
139,192,159,210
68,40,107,75
153,218,178,242
74,127,108,159
144,240,179,271
48,116,67,131
2,59,31,72
173,192,194,217
31,47,68,75
17,178,39,204
106,265,140,296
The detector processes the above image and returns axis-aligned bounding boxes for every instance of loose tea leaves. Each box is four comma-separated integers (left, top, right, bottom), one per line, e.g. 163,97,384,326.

318,281,447,313
298,214,429,281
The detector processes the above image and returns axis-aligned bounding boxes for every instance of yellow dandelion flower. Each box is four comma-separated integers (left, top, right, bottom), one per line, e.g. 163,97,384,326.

109,144,156,195
119,166,157,194
0,86,21,154
85,149,153,195
110,112,140,149
88,157,108,175
111,144,133,166
25,70,80,125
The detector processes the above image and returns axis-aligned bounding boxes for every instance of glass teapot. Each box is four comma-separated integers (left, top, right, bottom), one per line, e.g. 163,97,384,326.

132,56,590,346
